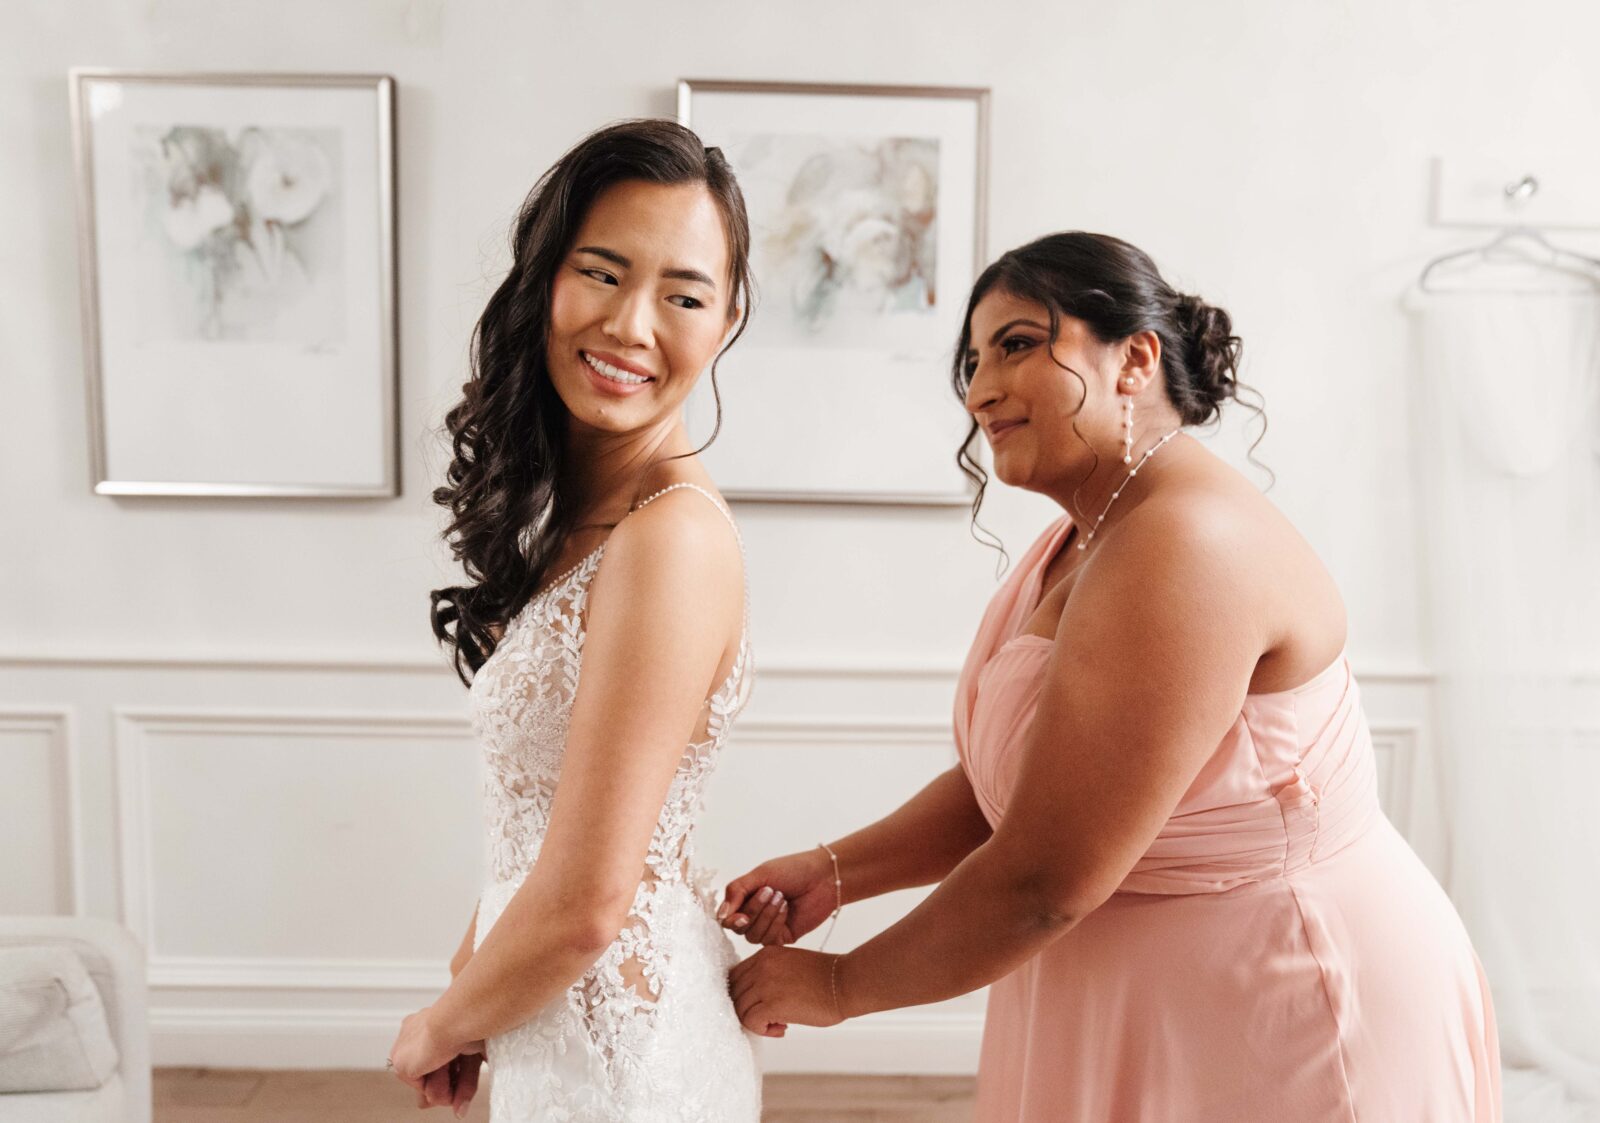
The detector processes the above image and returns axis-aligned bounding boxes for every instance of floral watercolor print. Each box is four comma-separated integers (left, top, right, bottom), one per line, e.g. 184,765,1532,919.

131,125,345,346
730,133,939,349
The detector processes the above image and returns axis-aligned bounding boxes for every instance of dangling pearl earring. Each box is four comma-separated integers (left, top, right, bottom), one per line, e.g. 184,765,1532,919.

1121,380,1137,465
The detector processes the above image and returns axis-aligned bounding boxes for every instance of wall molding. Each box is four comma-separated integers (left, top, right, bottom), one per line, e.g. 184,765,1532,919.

114,707,468,737
764,1012,983,1074
149,1004,985,1073
731,715,954,744
151,956,448,991
2,648,972,676
103,689,1438,1073
117,704,953,994
2,647,456,673
151,1006,418,1069
0,646,1450,684
1368,722,1420,837
0,706,83,916
130,700,976,1070
113,707,477,965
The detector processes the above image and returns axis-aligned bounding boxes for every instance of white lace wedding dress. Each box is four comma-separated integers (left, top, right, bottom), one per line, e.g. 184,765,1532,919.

468,483,761,1122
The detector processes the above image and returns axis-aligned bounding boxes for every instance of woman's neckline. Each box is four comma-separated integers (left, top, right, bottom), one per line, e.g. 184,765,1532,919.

1022,515,1077,616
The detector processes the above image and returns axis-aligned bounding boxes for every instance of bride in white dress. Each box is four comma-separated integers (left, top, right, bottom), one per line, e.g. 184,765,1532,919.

387,119,763,1122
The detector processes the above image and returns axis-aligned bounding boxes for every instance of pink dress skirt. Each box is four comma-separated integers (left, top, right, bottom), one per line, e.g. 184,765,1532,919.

957,516,1501,1122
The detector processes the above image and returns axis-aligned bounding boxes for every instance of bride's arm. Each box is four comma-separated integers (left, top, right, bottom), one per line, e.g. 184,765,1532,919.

425,494,743,1047
448,907,477,978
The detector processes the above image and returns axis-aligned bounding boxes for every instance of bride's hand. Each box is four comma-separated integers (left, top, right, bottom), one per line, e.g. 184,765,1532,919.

389,1007,484,1112
718,846,837,945
415,1050,484,1116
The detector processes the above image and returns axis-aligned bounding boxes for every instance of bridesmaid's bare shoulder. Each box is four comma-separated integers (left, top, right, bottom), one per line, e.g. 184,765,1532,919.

1108,467,1347,691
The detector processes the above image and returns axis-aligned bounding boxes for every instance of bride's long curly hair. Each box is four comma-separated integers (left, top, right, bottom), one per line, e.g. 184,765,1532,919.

429,120,753,686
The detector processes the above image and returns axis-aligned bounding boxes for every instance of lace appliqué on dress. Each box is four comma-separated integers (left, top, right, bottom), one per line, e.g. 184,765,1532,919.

468,491,759,1123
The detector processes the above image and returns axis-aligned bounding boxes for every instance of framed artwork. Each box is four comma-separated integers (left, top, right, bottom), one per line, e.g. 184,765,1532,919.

678,80,990,505
70,70,398,497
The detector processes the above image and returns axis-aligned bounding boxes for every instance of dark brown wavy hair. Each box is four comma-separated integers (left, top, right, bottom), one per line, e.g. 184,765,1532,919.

951,231,1269,553
429,119,753,686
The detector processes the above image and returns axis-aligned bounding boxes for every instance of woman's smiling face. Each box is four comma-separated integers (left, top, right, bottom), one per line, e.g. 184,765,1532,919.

963,287,1125,493
546,179,735,437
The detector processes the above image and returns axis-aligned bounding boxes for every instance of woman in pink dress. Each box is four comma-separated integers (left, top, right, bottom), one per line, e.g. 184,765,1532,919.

721,232,1502,1121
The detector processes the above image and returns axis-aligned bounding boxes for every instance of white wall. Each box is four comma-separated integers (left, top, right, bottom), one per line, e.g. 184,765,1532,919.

2,0,1594,1072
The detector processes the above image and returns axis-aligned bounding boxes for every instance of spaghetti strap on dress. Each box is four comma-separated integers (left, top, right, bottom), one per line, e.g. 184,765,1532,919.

957,515,1502,1122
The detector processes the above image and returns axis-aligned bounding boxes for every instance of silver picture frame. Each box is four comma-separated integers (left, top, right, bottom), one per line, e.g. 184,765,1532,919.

70,70,399,498
679,79,991,506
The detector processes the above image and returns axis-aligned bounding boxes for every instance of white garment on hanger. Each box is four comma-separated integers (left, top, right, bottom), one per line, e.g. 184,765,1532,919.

1403,284,1600,476
1406,279,1600,1123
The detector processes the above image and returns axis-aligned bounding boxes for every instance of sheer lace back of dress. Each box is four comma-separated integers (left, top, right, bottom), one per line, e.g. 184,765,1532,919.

468,482,752,1074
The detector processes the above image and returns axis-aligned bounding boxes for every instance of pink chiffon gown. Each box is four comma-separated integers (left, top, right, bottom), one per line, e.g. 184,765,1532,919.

956,515,1502,1122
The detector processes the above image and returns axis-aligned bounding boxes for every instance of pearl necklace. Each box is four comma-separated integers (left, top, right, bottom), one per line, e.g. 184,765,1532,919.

1076,428,1183,551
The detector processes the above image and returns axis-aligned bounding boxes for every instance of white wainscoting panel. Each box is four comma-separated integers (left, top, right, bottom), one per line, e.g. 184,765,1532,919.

113,708,484,982
1370,724,1420,838
0,707,80,915
1,653,1437,1072
150,1005,422,1069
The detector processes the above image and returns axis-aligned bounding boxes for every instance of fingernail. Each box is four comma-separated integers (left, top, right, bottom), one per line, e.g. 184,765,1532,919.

775,894,786,908
756,887,773,904
733,916,748,929
716,901,730,920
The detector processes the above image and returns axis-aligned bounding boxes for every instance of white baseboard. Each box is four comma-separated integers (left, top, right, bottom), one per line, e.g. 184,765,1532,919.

150,1006,984,1075
149,956,450,990
152,1008,410,1070
755,1012,983,1074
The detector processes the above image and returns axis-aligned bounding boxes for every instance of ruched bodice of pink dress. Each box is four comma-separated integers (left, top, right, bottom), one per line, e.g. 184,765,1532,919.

956,516,1502,1122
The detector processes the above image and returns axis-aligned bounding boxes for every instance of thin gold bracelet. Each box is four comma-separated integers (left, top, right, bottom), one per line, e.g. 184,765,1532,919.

828,953,844,1022
816,841,843,952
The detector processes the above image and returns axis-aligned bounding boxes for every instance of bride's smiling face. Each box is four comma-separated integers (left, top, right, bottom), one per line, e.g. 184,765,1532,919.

546,179,736,437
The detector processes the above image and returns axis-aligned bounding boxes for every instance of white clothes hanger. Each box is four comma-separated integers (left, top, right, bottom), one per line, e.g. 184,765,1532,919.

1419,226,1600,293
1419,176,1600,293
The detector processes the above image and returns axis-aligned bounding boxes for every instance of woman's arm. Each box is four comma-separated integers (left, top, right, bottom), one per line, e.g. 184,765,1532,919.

448,906,477,978
731,497,1269,1030
722,764,993,944
832,764,994,902
426,493,743,1046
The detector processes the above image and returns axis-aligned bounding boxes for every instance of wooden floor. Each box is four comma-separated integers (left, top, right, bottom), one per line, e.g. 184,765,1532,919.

155,1068,977,1122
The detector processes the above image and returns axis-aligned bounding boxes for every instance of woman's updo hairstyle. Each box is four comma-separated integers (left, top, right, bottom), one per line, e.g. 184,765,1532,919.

1169,291,1245,426
951,231,1266,540
429,119,754,686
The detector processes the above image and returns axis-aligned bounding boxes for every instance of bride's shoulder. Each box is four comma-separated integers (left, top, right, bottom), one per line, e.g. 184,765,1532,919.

624,482,738,551
591,485,742,612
